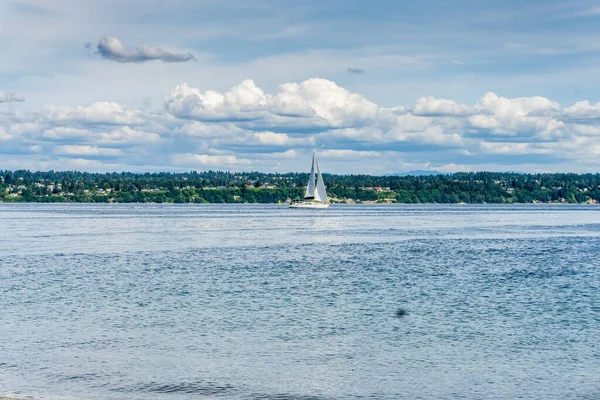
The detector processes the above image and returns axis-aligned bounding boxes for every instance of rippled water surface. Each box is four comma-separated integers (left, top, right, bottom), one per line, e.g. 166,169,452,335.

1,204,599,400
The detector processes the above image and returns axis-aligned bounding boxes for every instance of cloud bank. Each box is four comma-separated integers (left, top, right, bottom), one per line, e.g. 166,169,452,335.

2,77,600,174
96,36,195,63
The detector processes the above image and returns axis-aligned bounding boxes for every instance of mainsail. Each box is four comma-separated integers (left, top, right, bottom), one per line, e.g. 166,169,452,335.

304,153,316,199
303,153,328,203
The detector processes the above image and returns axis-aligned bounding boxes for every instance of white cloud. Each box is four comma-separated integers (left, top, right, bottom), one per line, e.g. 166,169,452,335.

320,149,385,159
562,100,600,121
42,127,90,140
4,77,600,173
43,102,148,125
7,122,44,136
0,127,12,140
468,115,500,130
570,124,600,136
254,131,294,145
325,127,385,142
164,78,383,131
479,142,551,155
437,163,472,173
411,96,473,117
476,92,560,118
53,157,123,171
0,92,25,103
174,121,243,139
253,131,314,147
173,153,252,167
97,127,161,145
276,149,297,158
387,125,463,145
54,145,122,157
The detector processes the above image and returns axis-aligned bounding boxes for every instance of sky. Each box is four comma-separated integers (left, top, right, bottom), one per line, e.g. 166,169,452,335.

2,0,600,175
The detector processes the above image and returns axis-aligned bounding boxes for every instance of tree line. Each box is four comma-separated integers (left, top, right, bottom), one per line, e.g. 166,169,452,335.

1,170,600,204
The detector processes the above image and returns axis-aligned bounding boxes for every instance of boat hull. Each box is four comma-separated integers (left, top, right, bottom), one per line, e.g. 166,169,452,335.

289,201,330,209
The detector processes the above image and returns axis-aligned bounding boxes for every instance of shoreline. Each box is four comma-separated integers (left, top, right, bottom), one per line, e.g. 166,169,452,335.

0,201,597,205
1,397,33,400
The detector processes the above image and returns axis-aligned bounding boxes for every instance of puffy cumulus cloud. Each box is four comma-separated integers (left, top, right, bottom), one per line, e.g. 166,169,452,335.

96,36,195,63
5,77,600,173
561,101,600,122
0,91,25,103
164,78,384,132
476,92,560,117
410,96,473,117
467,114,499,130
470,92,561,135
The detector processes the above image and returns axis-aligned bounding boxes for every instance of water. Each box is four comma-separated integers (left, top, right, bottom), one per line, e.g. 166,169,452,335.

1,204,599,400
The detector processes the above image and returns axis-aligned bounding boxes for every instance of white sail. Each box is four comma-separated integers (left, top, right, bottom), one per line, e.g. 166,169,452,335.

314,154,328,203
290,151,330,208
304,153,316,199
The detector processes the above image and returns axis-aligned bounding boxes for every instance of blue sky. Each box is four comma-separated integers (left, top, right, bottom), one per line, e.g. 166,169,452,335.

1,0,600,174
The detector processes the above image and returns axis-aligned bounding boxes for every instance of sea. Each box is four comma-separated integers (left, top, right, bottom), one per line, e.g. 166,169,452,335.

0,204,599,400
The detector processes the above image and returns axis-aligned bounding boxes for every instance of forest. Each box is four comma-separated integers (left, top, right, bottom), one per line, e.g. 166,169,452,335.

1,170,600,204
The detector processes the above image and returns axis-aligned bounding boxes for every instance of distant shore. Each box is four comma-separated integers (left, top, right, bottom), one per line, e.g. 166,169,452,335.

0,199,598,205
2,170,600,204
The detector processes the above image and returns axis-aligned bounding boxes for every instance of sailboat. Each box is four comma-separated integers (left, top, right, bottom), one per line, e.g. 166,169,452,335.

289,152,330,208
